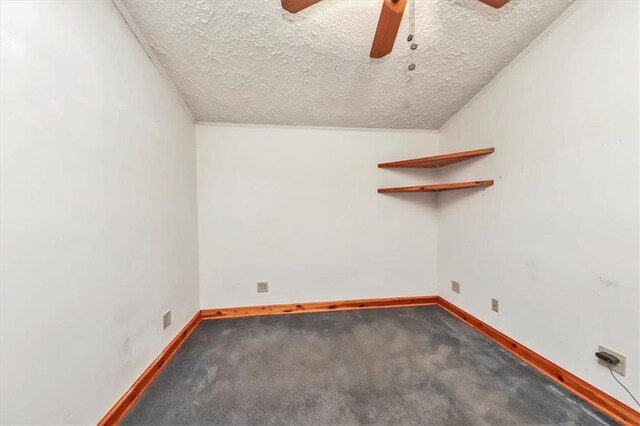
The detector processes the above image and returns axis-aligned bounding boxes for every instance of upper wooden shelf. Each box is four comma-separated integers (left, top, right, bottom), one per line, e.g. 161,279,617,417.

378,180,494,194
378,147,495,168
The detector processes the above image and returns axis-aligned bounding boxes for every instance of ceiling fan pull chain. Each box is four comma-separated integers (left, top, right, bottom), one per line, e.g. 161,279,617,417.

408,0,416,71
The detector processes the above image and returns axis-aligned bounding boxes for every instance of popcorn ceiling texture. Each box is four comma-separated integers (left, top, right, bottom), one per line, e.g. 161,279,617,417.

122,0,572,130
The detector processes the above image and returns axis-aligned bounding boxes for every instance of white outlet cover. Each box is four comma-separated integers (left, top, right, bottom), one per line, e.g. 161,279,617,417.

597,345,626,376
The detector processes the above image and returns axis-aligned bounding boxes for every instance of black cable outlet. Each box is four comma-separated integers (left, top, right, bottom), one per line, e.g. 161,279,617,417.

595,351,620,366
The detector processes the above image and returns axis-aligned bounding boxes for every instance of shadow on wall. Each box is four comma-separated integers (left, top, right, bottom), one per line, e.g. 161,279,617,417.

379,192,439,210
379,168,441,180
436,184,495,210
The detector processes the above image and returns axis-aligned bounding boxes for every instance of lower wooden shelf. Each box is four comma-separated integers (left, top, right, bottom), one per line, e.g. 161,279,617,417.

378,180,494,193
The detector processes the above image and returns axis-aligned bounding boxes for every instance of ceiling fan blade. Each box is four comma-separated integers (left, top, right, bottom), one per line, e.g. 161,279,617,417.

478,0,509,8
281,0,321,13
370,0,407,58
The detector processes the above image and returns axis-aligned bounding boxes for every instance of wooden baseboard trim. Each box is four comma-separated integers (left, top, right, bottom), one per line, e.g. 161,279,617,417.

97,311,202,426
437,297,640,425
200,295,439,319
100,296,639,425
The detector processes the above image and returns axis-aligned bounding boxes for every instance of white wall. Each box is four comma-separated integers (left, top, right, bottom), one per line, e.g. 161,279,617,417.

196,124,439,308
0,1,199,424
437,0,639,408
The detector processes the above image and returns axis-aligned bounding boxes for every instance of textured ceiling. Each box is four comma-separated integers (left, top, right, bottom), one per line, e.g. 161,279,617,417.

122,0,572,129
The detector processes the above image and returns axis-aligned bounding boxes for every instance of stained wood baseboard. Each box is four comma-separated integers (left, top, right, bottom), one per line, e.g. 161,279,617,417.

437,297,640,425
98,311,202,426
200,295,439,319
100,296,640,425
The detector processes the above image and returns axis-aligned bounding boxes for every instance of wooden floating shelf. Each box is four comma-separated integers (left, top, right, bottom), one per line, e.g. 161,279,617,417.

378,147,495,168
378,180,494,194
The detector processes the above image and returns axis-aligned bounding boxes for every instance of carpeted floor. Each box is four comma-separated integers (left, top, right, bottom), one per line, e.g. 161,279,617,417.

122,306,615,425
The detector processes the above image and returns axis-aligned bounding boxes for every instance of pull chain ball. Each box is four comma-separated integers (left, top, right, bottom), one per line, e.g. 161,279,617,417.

408,34,417,71
407,0,416,72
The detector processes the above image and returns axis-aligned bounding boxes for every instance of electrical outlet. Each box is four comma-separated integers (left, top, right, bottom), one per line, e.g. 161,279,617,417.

491,298,499,312
257,281,268,293
597,345,626,376
452,281,460,294
163,311,171,330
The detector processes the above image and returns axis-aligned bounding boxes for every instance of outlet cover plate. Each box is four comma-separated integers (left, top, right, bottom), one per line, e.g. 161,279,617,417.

257,282,269,293
491,298,499,312
452,281,460,294
597,345,626,376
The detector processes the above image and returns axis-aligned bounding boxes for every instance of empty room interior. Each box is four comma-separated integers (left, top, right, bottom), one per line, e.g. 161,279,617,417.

1,0,639,424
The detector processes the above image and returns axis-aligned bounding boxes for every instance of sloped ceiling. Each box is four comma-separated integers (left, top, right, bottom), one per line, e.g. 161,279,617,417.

122,0,572,129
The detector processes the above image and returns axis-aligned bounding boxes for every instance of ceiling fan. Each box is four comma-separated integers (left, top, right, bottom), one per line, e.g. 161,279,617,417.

281,0,510,58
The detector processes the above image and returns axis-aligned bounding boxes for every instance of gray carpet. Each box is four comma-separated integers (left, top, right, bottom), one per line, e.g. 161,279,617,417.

122,306,615,425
